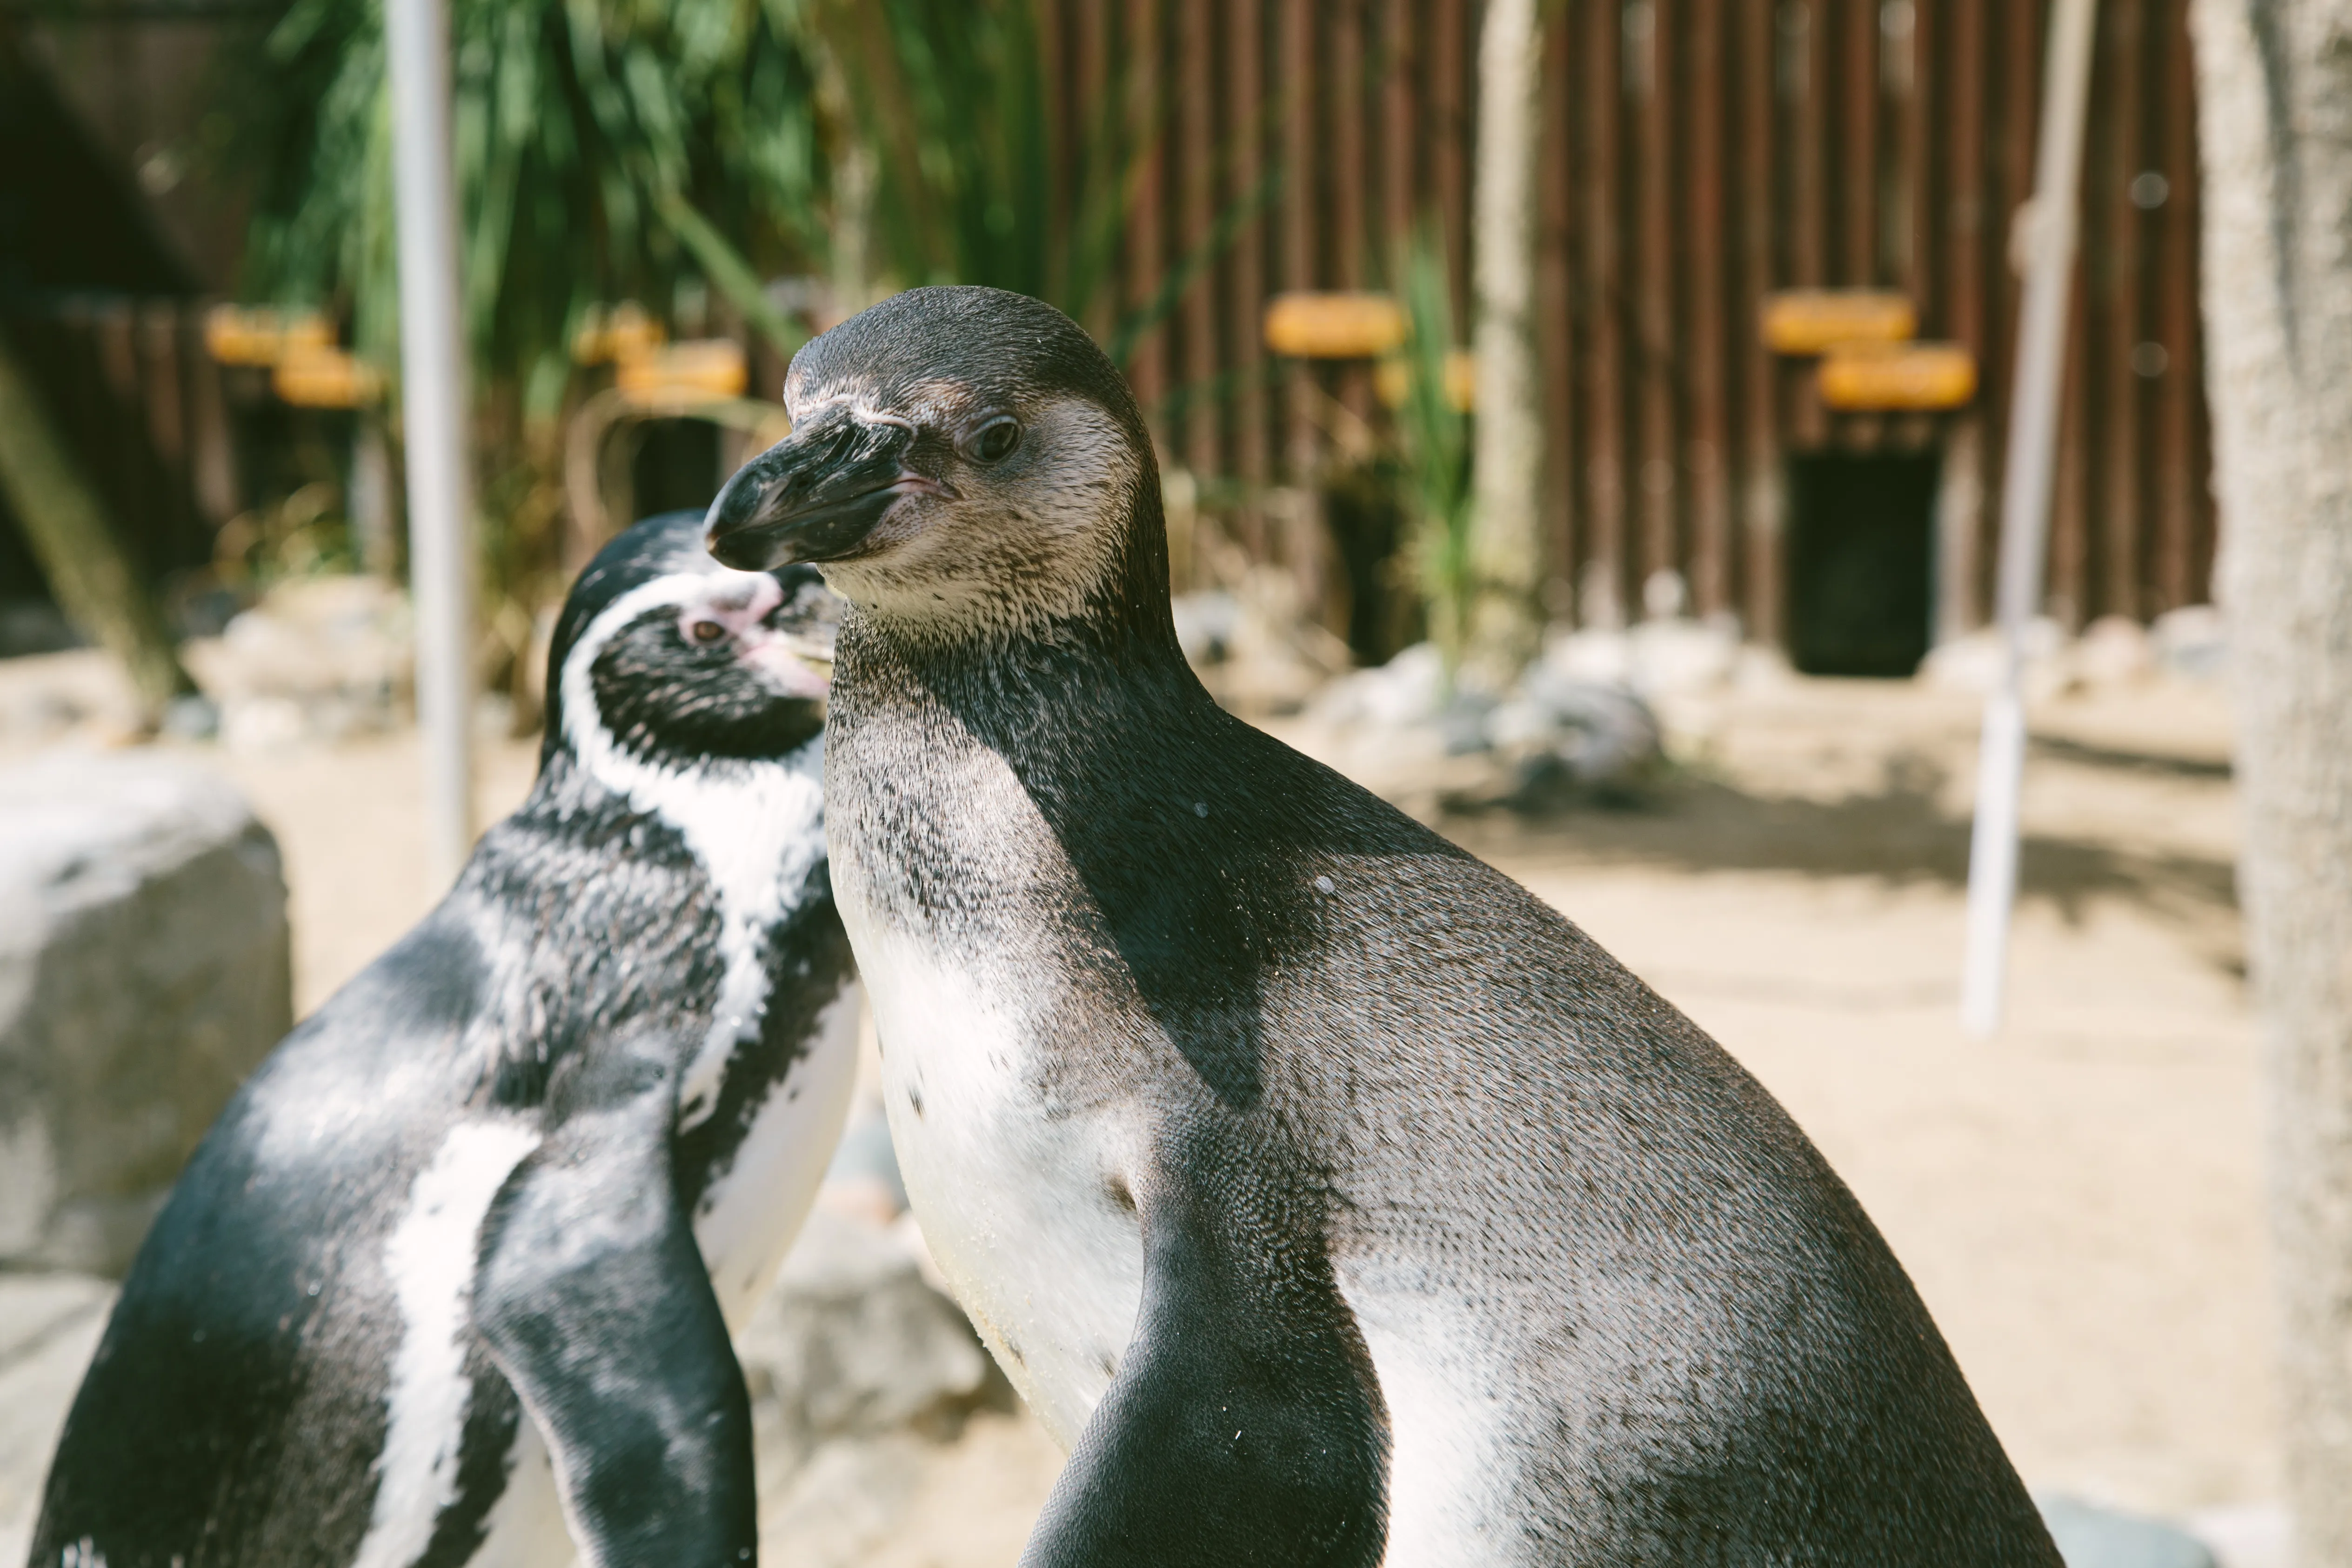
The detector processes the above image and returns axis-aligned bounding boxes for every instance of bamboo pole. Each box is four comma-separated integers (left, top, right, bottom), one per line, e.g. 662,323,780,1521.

1961,0,2100,1037
1464,0,1544,691
0,335,195,725
387,0,478,888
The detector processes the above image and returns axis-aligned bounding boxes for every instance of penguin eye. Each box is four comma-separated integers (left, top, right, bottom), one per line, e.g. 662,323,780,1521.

962,416,1021,464
688,619,727,645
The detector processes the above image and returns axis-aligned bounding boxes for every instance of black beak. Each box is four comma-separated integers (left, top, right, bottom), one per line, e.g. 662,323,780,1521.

705,411,935,570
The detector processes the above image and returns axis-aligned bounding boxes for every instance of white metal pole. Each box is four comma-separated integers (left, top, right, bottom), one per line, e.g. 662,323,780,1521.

386,0,477,890
1961,0,2099,1037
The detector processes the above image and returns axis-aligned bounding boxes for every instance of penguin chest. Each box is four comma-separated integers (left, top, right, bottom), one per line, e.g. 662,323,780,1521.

686,978,864,1327
842,894,1147,1449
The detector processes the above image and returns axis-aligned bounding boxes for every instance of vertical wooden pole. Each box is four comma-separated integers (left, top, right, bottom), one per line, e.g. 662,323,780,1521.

1791,0,1830,449
183,307,239,530
1042,0,1071,287
1842,0,1880,285
1737,0,1782,645
2098,0,2150,622
1331,0,1373,427
1583,0,1626,627
2153,0,2198,610
1431,0,1470,321
1944,0,1992,636
1687,0,1731,620
1634,0,1677,599
1382,0,1419,248
1127,0,1168,449
1282,0,1321,487
1903,0,1936,320
1075,0,1113,343
1539,6,1577,615
134,303,192,563
1466,0,1546,688
1178,0,1218,480
1227,0,1269,558
2051,211,2091,627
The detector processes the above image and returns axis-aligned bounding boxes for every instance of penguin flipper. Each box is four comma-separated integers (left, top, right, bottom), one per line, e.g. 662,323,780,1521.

472,1082,757,1568
1018,1125,1389,1568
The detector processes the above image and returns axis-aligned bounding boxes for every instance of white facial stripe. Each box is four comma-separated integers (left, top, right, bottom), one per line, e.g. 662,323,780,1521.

352,1121,543,1568
558,573,830,1133
560,567,781,740
787,381,961,431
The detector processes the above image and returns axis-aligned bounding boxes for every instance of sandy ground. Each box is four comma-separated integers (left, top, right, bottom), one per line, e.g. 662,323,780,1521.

0,655,2269,1557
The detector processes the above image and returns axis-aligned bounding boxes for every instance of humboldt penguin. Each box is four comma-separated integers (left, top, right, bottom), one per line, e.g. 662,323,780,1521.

703,285,2061,1567
32,511,858,1568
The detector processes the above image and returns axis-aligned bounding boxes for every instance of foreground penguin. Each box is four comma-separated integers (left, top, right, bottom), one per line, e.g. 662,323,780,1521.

705,287,2061,1567
32,512,858,1568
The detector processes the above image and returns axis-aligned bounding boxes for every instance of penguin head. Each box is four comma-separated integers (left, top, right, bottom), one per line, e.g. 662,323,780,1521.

541,510,841,774
704,286,1169,644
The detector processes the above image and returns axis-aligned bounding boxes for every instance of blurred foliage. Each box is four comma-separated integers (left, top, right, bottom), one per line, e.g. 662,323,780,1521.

238,0,825,397
224,0,829,681
212,481,358,590
1390,227,1474,677
218,0,1280,696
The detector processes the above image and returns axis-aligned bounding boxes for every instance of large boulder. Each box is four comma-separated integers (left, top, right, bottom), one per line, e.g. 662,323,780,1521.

0,753,291,1274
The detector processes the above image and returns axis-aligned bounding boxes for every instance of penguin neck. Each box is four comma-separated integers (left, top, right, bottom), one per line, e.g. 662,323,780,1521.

835,574,1209,769
532,734,830,1129
533,734,829,931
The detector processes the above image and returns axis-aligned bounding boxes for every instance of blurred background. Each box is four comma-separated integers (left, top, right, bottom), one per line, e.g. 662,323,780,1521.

0,3,2260,1566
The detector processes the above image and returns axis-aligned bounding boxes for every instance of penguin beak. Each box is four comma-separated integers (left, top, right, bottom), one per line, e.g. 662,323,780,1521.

706,412,948,571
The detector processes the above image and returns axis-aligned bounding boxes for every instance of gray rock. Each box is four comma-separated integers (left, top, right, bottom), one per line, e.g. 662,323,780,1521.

1309,643,1448,730
182,575,414,753
2038,1494,2220,1568
1504,669,1665,800
0,754,291,1274
1170,590,1242,667
738,1207,997,1495
2152,605,2227,682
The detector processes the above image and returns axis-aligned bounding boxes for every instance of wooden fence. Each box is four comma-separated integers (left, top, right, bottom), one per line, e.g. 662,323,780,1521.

7,2,2214,666
1,297,237,594
1064,0,2213,648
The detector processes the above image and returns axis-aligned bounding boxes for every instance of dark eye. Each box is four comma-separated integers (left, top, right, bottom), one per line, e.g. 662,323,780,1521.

964,416,1020,463
689,620,727,644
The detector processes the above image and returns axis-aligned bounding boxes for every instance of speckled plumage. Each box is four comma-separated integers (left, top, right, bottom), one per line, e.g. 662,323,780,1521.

32,513,858,1568
708,286,2063,1568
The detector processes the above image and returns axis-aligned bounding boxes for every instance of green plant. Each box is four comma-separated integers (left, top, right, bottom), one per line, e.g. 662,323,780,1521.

1391,227,1475,676
242,0,825,394
227,0,831,673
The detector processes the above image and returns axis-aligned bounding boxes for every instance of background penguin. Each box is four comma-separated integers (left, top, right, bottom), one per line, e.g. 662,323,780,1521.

31,511,858,1568
705,286,2065,1568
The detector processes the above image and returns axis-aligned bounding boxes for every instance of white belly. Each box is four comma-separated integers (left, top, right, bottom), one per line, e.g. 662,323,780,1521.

1336,1264,1520,1568
854,917,1522,1564
691,984,864,1327
845,907,1145,1449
